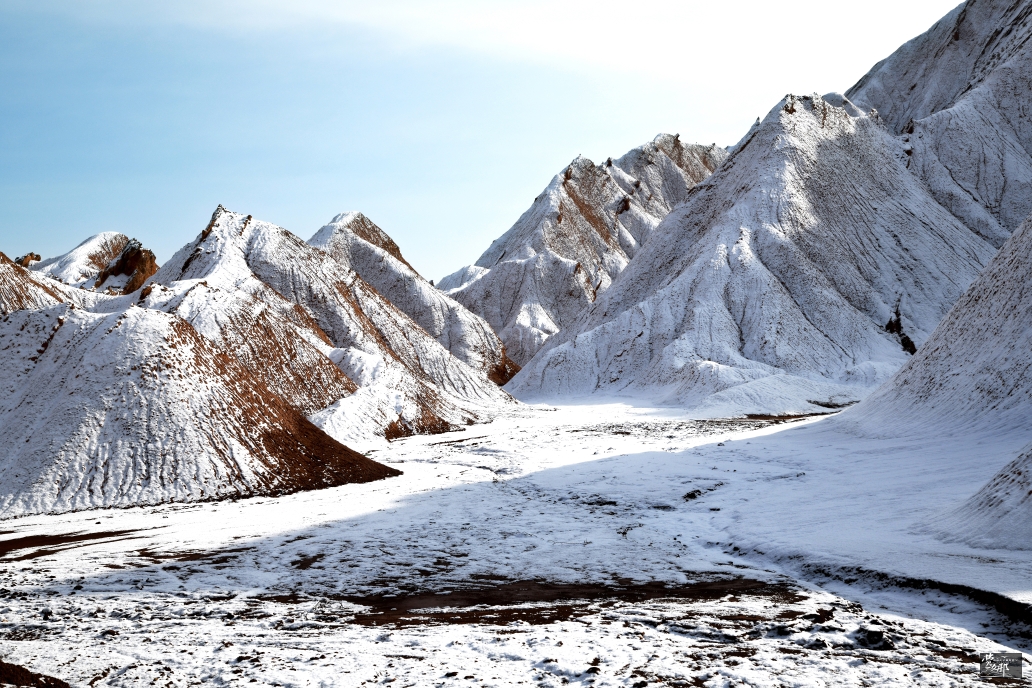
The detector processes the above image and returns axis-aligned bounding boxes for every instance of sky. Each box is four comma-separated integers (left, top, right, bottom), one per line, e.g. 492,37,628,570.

1,0,961,281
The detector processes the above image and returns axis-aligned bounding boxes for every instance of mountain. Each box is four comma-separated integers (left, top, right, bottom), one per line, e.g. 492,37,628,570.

309,212,519,384
32,232,132,288
837,214,1032,548
0,303,398,518
508,94,995,415
439,135,727,365
0,252,69,315
840,214,1032,435
147,206,511,446
847,0,1032,247
29,232,159,294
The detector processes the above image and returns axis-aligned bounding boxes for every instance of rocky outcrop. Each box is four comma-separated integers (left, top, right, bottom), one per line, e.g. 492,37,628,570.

847,0,1032,247
94,239,159,294
509,95,994,415
32,233,130,288
309,212,519,384
14,252,40,268
440,135,727,365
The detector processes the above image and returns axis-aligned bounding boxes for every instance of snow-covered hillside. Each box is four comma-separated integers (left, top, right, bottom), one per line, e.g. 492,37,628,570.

440,135,726,365
148,206,511,446
0,303,398,518
832,213,1032,549
510,94,995,415
0,252,68,314
29,231,159,294
31,232,132,288
309,212,519,384
841,214,1032,435
0,206,517,517
848,0,1032,246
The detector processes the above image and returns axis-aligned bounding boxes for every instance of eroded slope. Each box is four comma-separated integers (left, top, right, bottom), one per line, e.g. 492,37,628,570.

848,0,1032,246
0,304,398,518
510,95,994,415
440,135,726,365
310,212,519,385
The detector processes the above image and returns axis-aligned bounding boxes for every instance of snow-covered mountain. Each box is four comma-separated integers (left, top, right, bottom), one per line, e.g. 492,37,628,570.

1,252,69,314
841,214,1032,435
309,212,520,384
147,206,512,446
847,0,1032,247
439,135,727,365
0,303,398,518
509,94,995,414
32,232,131,288
28,231,159,295
838,213,1032,548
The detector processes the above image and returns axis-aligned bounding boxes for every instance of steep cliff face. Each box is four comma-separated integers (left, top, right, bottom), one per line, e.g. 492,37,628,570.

848,0,1032,246
0,304,398,518
439,136,726,365
510,95,994,415
309,212,519,385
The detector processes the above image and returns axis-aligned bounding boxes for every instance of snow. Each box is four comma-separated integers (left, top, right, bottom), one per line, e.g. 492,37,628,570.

0,403,1028,686
0,304,395,518
509,94,995,416
441,136,726,365
309,212,518,384
31,232,130,288
847,0,1032,246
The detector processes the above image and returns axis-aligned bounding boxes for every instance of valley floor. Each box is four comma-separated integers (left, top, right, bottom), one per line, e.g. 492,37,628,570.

0,404,1029,686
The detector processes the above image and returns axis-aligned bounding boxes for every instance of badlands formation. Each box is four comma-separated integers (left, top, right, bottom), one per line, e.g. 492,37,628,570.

1,0,1032,685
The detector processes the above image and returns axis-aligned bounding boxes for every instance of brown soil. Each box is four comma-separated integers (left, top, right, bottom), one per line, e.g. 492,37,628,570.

0,659,70,688
487,349,521,386
0,530,140,561
169,317,401,494
744,412,832,422
340,578,796,627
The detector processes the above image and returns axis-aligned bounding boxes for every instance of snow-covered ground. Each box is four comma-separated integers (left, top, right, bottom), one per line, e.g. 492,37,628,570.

1,403,1028,686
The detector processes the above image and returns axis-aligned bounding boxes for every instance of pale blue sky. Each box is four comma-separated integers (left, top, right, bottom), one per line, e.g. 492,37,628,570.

1,1,959,281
